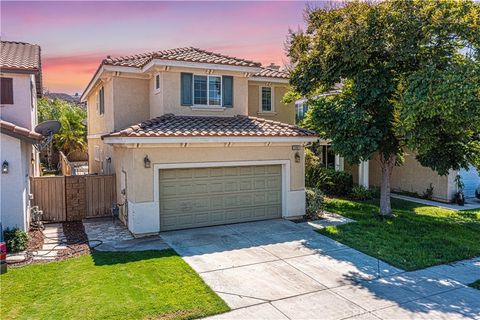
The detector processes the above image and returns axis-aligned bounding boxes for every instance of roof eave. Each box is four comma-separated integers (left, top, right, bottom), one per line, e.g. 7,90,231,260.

143,58,262,74
102,135,319,145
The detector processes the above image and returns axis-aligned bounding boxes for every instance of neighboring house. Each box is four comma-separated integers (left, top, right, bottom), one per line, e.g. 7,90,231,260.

82,47,317,235
0,40,42,230
295,99,480,202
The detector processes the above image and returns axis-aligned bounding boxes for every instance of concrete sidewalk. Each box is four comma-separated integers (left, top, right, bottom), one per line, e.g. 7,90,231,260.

392,193,480,211
160,219,480,320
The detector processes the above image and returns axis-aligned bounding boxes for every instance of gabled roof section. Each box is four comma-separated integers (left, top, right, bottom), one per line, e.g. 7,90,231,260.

103,47,261,68
0,119,43,143
103,114,317,139
0,41,42,96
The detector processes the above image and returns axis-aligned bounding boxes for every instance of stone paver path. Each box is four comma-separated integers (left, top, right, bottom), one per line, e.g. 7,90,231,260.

32,223,67,261
83,218,169,251
160,219,480,320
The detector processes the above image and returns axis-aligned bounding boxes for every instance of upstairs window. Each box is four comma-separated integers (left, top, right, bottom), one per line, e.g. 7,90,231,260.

182,73,232,107
97,86,105,115
261,87,272,112
1,77,14,105
193,75,221,106
154,74,161,93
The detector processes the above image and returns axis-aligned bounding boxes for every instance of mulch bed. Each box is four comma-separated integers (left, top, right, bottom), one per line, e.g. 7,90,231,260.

57,221,91,260
27,228,44,251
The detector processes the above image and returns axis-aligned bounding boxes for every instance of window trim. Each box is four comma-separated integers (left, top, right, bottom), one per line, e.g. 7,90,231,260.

0,77,14,105
259,86,274,113
192,74,223,108
97,86,105,116
154,73,161,94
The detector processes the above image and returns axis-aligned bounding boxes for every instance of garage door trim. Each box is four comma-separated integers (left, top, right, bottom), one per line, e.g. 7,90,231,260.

153,160,290,229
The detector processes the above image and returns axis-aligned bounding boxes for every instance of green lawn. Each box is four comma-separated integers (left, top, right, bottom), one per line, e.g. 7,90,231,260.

1,250,229,320
319,198,480,271
470,280,480,290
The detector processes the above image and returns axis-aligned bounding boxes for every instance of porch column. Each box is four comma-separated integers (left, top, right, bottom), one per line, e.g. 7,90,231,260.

335,155,344,172
358,160,369,188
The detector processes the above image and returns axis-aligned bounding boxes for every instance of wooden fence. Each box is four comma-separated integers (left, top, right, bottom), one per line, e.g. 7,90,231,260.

30,175,116,222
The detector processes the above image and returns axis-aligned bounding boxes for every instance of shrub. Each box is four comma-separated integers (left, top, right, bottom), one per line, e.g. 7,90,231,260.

422,183,434,200
350,185,374,201
3,228,29,253
305,188,325,220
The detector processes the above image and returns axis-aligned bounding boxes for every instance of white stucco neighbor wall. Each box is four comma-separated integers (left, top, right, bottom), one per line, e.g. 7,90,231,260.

0,73,36,130
0,133,30,230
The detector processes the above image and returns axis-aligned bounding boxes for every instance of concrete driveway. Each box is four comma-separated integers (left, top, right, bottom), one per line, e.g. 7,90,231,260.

161,219,480,320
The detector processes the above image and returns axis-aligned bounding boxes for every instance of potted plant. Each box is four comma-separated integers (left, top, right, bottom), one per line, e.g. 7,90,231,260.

454,175,465,206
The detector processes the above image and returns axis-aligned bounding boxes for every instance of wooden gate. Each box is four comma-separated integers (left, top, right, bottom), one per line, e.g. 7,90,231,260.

30,175,116,222
86,175,116,218
30,176,66,222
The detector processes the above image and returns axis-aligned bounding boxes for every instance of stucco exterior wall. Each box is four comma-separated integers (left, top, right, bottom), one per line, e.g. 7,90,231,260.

1,134,30,230
149,67,249,118
110,143,306,235
87,137,114,174
344,152,452,202
248,81,295,124
0,73,36,130
113,77,150,131
87,79,114,136
369,152,450,202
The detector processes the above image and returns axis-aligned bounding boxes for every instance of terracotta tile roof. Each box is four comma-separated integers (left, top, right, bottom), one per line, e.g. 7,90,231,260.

254,67,289,79
1,41,42,97
1,41,41,71
103,47,261,68
0,119,43,142
105,114,317,138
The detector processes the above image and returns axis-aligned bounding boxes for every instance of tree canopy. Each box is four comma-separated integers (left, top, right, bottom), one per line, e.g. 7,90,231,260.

287,0,480,215
38,98,87,156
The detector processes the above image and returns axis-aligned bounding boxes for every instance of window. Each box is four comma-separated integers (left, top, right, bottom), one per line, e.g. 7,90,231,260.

295,102,309,123
261,87,272,112
1,77,14,105
97,86,105,115
154,74,161,93
193,75,221,106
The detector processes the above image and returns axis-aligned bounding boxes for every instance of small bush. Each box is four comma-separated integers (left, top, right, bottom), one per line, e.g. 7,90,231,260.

350,185,374,201
305,188,325,220
3,228,29,253
422,183,434,200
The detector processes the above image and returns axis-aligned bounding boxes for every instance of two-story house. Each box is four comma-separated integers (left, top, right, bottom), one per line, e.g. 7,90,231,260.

81,47,317,235
0,41,42,231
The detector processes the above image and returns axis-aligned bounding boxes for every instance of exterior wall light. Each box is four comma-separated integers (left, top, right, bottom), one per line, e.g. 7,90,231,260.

2,160,9,174
294,152,301,163
144,155,151,168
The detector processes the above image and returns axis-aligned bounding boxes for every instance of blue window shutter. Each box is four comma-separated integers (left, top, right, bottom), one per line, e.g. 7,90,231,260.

181,73,193,106
222,75,233,108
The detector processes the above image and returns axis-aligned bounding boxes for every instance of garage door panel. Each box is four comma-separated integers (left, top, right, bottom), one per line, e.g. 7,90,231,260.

160,165,282,231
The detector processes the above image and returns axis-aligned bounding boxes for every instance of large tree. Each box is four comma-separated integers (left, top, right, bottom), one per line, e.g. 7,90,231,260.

287,0,480,216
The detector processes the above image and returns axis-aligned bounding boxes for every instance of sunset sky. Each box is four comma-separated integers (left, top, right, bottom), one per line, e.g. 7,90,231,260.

1,1,316,94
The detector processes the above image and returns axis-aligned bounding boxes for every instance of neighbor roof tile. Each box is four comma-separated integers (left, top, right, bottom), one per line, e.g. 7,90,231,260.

1,41,41,71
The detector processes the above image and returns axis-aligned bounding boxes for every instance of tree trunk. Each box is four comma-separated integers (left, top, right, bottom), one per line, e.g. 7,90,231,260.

379,154,396,217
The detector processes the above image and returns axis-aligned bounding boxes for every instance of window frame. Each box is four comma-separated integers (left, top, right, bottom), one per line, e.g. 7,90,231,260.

192,74,223,107
0,77,14,105
259,86,274,113
97,86,105,116
154,73,161,94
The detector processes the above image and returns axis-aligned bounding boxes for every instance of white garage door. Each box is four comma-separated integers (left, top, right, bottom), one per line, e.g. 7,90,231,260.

460,165,480,198
159,165,282,231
